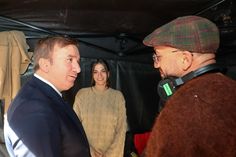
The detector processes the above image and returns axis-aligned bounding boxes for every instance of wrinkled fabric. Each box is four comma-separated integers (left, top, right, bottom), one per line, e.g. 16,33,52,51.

0,30,32,112
74,87,127,157
145,73,236,157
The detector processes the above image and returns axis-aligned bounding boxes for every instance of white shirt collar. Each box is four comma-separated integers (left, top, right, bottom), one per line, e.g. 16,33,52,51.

34,73,62,97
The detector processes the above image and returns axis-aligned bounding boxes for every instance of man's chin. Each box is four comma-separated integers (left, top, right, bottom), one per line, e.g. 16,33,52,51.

70,76,77,81
65,82,75,90
160,73,165,79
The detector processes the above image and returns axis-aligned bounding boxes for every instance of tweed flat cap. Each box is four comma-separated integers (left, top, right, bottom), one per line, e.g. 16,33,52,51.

143,16,219,53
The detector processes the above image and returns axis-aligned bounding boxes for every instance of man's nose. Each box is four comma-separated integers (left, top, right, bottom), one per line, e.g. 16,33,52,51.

154,62,160,69
74,62,81,73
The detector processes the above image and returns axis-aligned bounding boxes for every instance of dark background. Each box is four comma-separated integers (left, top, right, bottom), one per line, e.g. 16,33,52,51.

0,0,235,134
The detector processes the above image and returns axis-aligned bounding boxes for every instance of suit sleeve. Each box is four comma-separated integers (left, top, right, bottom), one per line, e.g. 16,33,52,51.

8,100,61,157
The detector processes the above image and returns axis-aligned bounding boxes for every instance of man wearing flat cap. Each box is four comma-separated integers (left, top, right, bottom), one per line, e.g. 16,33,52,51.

143,16,236,157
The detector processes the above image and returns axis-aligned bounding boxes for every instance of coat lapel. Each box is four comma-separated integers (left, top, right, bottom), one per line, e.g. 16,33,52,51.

31,76,88,142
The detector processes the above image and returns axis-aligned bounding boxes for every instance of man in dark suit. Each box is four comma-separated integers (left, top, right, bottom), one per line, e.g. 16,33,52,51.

4,36,91,157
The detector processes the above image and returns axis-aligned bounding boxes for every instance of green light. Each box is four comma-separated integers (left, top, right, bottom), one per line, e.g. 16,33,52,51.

163,83,173,96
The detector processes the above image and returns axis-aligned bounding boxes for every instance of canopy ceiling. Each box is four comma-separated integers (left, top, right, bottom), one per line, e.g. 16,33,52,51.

0,0,235,56
0,0,234,33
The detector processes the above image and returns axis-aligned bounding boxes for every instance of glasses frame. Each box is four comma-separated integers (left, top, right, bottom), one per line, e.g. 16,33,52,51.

152,50,180,63
152,53,160,63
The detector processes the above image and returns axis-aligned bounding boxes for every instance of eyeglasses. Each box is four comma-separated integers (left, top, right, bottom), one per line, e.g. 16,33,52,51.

152,49,181,63
152,53,161,63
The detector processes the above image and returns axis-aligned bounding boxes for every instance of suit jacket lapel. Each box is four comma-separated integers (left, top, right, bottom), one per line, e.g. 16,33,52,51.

32,76,88,142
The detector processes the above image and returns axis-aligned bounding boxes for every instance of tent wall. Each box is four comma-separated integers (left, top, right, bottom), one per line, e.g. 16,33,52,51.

64,58,160,133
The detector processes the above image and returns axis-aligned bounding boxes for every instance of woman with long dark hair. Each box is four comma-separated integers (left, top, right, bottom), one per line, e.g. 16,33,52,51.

73,59,127,157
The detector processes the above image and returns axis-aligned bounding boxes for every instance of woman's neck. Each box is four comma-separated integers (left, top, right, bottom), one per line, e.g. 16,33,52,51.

94,84,108,91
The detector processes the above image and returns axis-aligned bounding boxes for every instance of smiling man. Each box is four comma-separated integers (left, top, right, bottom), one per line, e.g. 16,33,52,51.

4,36,91,157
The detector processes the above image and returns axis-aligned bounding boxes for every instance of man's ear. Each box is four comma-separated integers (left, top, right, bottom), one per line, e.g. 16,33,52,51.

181,51,193,71
38,58,50,73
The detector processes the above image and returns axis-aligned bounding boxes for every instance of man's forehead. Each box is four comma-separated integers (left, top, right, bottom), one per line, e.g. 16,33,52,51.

154,45,177,52
53,44,79,58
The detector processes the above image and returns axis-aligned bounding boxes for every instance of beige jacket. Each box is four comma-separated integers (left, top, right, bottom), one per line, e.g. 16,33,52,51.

0,30,32,113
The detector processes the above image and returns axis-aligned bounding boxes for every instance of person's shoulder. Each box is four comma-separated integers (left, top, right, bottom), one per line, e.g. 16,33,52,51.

8,96,56,124
179,73,236,95
109,88,124,96
196,73,235,84
79,87,91,91
76,87,92,95
219,73,236,84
